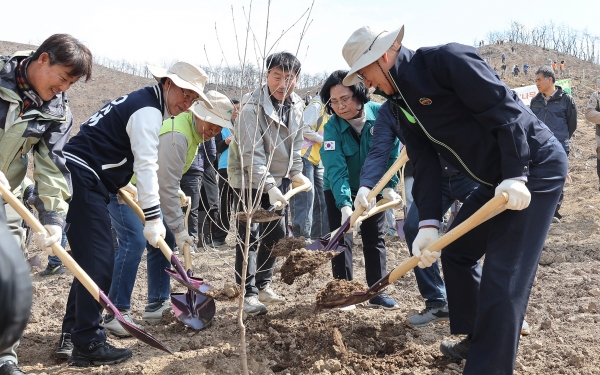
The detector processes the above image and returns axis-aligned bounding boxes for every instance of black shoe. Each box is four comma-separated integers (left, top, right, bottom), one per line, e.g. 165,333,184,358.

203,237,226,248
68,341,132,367
54,333,74,359
40,264,65,276
0,361,25,375
440,336,471,362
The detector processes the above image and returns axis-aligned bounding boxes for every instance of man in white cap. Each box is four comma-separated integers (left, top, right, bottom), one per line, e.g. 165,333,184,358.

97,91,233,339
342,26,567,374
56,61,212,367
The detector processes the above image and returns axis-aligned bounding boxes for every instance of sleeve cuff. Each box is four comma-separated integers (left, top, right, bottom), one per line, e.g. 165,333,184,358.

143,204,161,221
418,219,440,229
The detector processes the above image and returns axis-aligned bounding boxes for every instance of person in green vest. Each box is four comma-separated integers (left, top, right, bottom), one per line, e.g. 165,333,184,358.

100,91,233,338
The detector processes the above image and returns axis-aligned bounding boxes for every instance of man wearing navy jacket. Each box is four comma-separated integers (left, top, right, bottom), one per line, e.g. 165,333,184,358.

58,61,212,367
342,26,567,374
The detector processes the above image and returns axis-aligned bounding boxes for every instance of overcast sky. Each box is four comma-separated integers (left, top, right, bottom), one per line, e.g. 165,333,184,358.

3,0,599,76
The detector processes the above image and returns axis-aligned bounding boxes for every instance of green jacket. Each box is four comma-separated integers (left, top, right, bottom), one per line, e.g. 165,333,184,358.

0,51,73,228
321,101,399,210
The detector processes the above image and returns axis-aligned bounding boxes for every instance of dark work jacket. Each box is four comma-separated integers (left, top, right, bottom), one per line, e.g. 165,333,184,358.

529,86,577,152
361,43,553,221
185,138,216,177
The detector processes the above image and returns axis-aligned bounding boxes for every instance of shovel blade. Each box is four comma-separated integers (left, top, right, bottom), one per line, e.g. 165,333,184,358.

165,268,212,294
171,292,216,330
396,219,406,238
99,291,172,353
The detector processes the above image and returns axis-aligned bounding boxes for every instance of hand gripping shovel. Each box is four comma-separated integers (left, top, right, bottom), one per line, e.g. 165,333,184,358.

0,184,171,353
316,192,510,309
118,190,215,329
307,146,409,253
236,180,312,223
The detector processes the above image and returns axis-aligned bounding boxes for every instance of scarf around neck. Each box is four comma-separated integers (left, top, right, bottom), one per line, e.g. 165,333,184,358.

16,57,44,114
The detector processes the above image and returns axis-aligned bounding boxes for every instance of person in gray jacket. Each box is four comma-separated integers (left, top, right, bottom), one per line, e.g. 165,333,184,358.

530,66,577,221
228,52,310,316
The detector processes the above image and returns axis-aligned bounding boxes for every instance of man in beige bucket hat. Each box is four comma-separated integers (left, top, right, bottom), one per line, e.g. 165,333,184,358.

341,26,567,374
56,61,213,366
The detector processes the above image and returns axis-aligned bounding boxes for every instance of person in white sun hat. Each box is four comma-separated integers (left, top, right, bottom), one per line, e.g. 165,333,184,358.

342,25,566,374
56,61,211,367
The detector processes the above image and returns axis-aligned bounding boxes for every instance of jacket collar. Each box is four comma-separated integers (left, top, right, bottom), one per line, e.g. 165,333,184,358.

247,84,302,125
388,45,415,86
533,85,565,102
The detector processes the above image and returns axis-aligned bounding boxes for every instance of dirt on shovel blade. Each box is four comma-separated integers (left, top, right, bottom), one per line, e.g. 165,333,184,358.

237,208,279,222
280,248,337,285
270,236,308,258
315,279,367,310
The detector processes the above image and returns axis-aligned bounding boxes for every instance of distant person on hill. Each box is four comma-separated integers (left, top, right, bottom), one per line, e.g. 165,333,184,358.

523,63,530,75
304,90,312,105
560,60,565,75
552,61,558,72
584,89,600,190
531,66,577,222
501,53,505,63
0,33,92,375
512,64,520,76
511,45,515,52
500,63,507,78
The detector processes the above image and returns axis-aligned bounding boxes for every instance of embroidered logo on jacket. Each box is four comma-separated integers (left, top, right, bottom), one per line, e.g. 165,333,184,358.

419,98,432,105
324,141,335,150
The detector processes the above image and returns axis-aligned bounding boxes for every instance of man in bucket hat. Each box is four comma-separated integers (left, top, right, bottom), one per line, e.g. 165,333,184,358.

343,26,566,374
98,91,233,338
56,61,211,367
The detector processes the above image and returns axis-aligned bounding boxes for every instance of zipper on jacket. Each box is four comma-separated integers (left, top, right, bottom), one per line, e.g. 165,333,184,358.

388,72,493,187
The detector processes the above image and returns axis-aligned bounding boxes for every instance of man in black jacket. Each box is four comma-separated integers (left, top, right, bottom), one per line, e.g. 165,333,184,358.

344,25,567,374
530,65,577,222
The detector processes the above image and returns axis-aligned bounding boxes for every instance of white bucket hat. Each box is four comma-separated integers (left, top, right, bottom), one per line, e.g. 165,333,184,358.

190,90,234,130
147,61,213,108
342,25,404,86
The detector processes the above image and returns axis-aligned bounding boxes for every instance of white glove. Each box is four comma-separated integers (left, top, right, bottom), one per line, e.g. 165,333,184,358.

177,189,187,207
340,206,353,226
0,171,10,190
143,219,166,247
382,187,402,203
354,186,375,212
315,135,324,144
267,186,288,207
175,230,194,250
121,182,138,202
495,179,530,210
412,227,440,268
291,173,311,188
33,224,62,256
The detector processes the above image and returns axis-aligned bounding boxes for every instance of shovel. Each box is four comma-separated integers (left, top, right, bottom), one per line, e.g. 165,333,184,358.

236,180,312,223
395,165,408,238
352,198,403,229
307,147,409,253
0,184,172,354
317,192,510,309
118,190,215,329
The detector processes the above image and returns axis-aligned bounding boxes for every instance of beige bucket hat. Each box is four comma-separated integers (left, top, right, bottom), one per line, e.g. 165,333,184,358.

147,61,213,108
342,25,404,86
190,90,234,129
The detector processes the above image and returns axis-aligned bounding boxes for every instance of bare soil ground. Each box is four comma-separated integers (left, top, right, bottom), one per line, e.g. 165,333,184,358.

2,40,600,374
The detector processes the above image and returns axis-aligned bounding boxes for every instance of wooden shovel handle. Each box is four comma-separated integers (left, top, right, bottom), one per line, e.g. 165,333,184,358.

0,184,101,301
348,146,409,226
272,181,313,210
118,189,173,261
388,192,509,283
353,199,402,227
183,196,192,272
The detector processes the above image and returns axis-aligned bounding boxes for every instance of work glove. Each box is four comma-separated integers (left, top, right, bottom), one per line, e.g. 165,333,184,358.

495,179,530,210
33,224,62,256
291,173,311,189
143,219,166,247
267,186,288,207
0,171,10,190
118,182,138,204
175,230,194,251
382,187,402,204
354,186,375,212
412,227,440,268
177,189,187,207
314,135,324,144
340,206,353,226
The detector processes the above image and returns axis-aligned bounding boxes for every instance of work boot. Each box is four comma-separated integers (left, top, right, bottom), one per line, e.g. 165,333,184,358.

366,293,400,310
142,301,171,321
54,333,74,359
243,295,268,316
406,305,450,328
103,312,138,338
440,336,471,362
68,341,132,367
0,361,26,375
258,285,286,305
39,264,65,276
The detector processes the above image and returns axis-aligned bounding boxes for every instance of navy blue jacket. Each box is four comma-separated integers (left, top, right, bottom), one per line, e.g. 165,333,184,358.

185,138,216,176
360,43,553,221
529,86,577,152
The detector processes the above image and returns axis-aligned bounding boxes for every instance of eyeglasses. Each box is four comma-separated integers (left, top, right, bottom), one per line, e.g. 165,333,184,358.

330,96,354,108
180,87,200,105
356,72,366,82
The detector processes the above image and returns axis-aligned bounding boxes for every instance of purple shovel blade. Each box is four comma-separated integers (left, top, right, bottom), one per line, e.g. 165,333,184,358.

171,291,216,330
165,254,212,293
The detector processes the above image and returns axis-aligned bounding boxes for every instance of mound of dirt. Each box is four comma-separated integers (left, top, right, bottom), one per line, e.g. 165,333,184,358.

280,249,336,285
315,279,367,309
270,236,308,258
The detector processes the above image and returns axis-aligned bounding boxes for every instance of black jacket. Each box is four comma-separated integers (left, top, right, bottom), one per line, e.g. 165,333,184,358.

530,86,577,151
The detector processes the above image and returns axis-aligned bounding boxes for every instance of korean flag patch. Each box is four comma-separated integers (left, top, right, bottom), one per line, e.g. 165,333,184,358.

324,141,335,150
